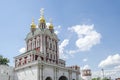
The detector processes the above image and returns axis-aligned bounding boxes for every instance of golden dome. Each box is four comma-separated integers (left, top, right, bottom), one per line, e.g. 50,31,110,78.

39,16,46,23
49,23,53,29
49,19,54,29
31,19,36,28
39,8,46,23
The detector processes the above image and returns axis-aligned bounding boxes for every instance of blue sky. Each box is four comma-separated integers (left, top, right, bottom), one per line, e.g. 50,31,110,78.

0,0,120,78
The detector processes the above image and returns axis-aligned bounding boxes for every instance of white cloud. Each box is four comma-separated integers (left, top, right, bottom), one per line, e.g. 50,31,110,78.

92,69,120,79
83,58,88,62
36,25,38,28
98,54,120,68
46,22,50,28
81,65,90,70
55,25,61,29
68,24,101,52
59,39,69,59
67,50,79,54
55,31,59,34
54,25,61,35
19,47,26,53
114,65,120,69
46,23,61,35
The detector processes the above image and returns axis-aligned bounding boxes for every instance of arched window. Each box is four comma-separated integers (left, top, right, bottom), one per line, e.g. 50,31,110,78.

28,40,32,50
46,53,49,58
49,43,52,50
32,38,36,49
59,76,68,80
54,55,55,60
45,77,52,80
36,36,40,48
50,54,52,59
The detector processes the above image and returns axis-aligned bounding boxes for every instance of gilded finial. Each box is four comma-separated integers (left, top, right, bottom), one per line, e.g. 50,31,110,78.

49,18,54,29
40,8,44,17
32,18,34,24
39,8,45,23
31,18,36,28
50,18,52,24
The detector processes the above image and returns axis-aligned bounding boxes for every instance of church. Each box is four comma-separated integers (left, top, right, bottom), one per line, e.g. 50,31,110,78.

14,9,80,80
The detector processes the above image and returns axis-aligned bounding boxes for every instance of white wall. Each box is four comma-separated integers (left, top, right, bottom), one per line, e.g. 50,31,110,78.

44,66,54,80
72,72,77,80
58,68,69,79
82,76,92,80
15,66,37,80
0,65,14,80
14,64,79,80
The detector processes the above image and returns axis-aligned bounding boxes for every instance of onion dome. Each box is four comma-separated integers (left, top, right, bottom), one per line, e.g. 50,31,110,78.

49,19,54,29
31,18,36,28
49,23,54,29
39,8,46,23
39,16,46,23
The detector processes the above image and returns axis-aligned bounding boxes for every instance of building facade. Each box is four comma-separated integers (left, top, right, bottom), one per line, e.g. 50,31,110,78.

81,69,92,80
14,9,80,80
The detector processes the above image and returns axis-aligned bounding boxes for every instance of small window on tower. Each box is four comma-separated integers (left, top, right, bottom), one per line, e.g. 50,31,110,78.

50,43,52,49
37,40,39,47
54,55,55,59
47,53,49,58
51,54,52,59
46,41,49,48
53,45,55,50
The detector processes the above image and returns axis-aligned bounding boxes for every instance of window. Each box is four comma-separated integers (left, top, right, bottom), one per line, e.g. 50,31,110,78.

53,45,55,51
51,54,52,59
46,53,49,58
50,43,52,49
54,55,55,59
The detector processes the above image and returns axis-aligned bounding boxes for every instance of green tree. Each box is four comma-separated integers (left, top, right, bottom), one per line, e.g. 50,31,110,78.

92,77,101,80
0,55,9,65
92,78,97,80
102,77,110,80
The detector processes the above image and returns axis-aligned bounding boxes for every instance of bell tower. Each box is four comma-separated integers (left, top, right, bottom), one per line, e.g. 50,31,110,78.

82,69,92,80
14,8,80,80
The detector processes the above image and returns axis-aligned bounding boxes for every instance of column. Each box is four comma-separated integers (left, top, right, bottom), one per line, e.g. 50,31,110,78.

41,65,44,80
40,34,43,53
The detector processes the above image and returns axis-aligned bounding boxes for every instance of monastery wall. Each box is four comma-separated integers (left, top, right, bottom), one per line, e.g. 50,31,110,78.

14,65,38,80
0,65,14,80
44,65,54,80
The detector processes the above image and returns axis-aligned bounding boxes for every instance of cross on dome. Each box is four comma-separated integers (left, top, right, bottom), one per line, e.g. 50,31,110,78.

49,18,54,30
40,8,44,16
49,18,52,24
39,8,46,23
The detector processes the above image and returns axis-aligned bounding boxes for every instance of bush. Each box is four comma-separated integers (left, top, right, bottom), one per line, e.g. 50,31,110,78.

0,55,9,65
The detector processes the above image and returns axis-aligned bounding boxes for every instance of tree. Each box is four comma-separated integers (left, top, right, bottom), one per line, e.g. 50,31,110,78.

0,55,9,65
92,77,101,80
102,77,110,80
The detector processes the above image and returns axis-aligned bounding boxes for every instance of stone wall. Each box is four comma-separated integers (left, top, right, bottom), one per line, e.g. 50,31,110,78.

0,65,14,80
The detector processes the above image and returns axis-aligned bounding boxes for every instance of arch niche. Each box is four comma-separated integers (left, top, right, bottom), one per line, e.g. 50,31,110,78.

45,77,52,80
59,76,68,80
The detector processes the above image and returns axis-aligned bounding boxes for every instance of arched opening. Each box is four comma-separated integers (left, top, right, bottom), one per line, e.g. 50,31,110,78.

59,76,68,80
45,77,52,80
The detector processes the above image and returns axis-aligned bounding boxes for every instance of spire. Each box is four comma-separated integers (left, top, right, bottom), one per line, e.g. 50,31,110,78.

31,18,36,28
31,18,36,35
49,18,54,29
49,18,54,33
39,8,46,23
